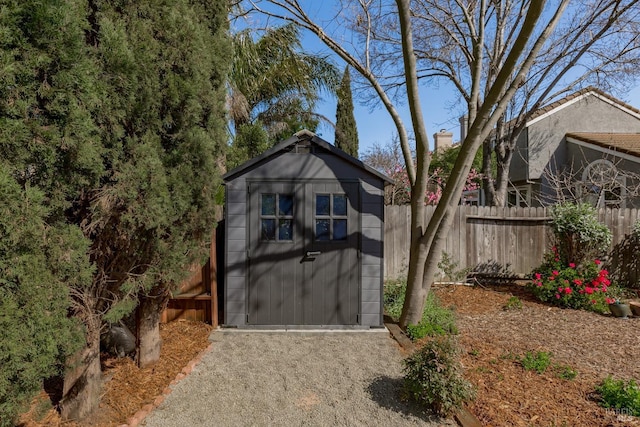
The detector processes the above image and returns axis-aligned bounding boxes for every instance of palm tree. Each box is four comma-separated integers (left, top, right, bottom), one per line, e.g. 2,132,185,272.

228,24,338,158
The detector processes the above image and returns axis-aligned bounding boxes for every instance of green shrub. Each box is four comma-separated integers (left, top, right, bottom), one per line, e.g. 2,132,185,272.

406,293,458,341
383,278,407,321
633,219,640,239
596,376,640,416
403,336,475,417
549,202,612,265
520,351,552,374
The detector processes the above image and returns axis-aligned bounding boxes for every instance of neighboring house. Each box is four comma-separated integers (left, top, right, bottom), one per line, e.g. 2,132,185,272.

507,87,640,208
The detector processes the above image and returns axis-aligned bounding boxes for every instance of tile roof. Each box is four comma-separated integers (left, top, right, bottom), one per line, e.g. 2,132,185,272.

566,132,640,157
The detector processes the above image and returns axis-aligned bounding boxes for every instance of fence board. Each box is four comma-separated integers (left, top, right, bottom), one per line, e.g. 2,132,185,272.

384,205,639,282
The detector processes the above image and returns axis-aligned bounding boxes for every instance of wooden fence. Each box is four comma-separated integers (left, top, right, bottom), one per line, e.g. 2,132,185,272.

384,205,640,282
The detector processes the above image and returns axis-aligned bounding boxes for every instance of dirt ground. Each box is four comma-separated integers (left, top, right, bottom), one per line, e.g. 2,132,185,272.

19,283,640,426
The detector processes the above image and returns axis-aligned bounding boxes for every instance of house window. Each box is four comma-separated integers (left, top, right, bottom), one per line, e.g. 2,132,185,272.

507,185,531,207
580,160,626,208
260,193,294,241
315,194,348,241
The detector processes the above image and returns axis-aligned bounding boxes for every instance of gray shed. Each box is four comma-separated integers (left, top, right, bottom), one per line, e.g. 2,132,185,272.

222,130,392,328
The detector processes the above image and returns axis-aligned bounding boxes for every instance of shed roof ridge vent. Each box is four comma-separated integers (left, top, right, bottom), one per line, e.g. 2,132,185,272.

294,129,316,138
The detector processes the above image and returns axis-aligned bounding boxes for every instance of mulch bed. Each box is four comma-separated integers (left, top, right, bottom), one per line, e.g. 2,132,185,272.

18,320,213,427
19,284,640,426
433,282,640,426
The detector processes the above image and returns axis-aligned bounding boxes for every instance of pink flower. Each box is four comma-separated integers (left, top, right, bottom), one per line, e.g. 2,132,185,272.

555,294,561,299
534,273,542,280
564,287,572,294
594,259,601,265
552,270,559,276
558,286,564,292
585,287,594,295
573,279,583,286
569,263,576,268
606,298,615,304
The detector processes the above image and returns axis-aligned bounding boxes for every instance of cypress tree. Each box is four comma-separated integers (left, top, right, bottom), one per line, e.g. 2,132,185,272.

335,66,359,157
0,0,231,420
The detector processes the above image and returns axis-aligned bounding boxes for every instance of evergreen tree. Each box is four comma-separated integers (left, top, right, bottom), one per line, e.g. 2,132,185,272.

334,66,359,157
0,0,230,420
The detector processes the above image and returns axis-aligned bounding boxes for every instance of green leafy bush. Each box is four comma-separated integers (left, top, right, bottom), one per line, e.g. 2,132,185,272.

596,376,640,416
549,202,612,265
633,219,640,239
383,278,407,321
520,351,552,374
406,293,458,341
403,336,475,417
527,249,614,313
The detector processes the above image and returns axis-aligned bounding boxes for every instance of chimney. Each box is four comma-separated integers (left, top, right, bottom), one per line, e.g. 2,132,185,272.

459,115,468,142
433,129,453,152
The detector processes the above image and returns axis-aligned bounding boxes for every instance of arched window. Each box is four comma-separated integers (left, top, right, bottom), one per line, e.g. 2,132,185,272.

579,159,625,208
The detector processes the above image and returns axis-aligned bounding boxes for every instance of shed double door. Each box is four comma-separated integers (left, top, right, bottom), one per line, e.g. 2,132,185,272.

247,181,360,326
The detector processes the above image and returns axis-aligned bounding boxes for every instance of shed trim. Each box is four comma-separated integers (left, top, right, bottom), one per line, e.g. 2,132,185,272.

222,130,394,184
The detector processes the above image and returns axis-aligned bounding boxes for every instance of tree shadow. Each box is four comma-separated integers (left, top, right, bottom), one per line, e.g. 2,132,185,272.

366,375,442,422
608,234,640,290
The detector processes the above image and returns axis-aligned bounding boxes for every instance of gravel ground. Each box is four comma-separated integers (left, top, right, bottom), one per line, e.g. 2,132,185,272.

142,330,455,427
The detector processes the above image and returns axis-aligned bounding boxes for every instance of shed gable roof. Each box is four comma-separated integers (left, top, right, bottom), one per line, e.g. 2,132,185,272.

222,129,393,183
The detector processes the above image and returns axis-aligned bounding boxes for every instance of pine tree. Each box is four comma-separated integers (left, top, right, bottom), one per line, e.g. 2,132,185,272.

335,66,359,157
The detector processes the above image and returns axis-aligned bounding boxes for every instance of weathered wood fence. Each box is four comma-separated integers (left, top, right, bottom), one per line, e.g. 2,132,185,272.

384,205,640,283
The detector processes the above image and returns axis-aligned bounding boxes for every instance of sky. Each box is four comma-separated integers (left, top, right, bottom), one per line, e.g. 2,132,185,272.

290,11,640,157
239,3,640,157
314,72,640,158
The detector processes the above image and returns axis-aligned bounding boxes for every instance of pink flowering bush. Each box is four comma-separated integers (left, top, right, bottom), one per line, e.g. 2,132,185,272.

527,247,613,313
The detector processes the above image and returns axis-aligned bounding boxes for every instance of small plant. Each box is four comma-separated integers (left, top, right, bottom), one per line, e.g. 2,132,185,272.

406,293,458,341
403,336,475,417
596,376,640,416
437,252,471,282
556,365,578,380
469,349,480,357
520,351,552,374
503,296,522,310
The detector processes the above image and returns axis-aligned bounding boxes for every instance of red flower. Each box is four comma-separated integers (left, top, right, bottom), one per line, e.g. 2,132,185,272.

585,287,594,295
573,279,583,286
552,270,560,276
594,259,601,265
569,263,576,268
534,273,542,280
564,287,572,294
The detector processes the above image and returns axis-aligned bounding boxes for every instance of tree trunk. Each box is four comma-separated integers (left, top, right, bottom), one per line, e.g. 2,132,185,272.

137,295,166,368
60,337,101,421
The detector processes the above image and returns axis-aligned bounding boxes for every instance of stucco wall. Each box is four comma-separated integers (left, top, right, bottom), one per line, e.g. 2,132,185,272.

510,92,640,187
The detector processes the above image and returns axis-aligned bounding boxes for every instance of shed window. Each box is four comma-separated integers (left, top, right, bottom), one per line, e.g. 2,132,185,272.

315,194,348,241
261,193,293,241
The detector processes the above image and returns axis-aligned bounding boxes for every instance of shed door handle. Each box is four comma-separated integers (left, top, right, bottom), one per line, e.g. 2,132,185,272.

305,251,322,257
